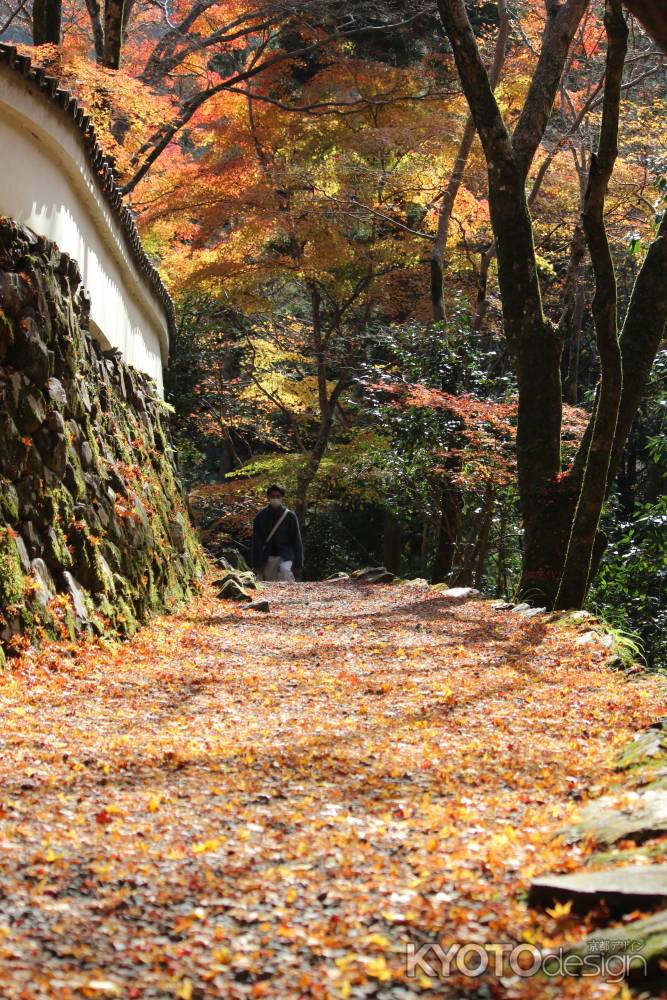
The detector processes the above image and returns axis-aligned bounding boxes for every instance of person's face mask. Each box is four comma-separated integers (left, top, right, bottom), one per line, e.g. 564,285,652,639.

269,497,283,509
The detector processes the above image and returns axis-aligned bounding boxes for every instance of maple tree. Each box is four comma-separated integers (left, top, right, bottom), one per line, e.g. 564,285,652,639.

437,0,667,608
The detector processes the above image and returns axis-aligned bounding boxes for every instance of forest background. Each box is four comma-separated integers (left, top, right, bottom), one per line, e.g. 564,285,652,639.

1,0,665,665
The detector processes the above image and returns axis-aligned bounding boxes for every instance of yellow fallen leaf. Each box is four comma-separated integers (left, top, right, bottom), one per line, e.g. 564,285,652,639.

546,899,573,920
366,955,392,981
176,978,193,1000
192,836,225,854
363,932,392,949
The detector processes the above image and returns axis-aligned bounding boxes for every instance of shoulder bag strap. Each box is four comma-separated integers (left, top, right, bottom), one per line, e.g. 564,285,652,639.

264,508,289,546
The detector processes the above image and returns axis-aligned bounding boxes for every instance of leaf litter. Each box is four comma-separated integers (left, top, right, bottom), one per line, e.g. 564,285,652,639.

0,581,664,999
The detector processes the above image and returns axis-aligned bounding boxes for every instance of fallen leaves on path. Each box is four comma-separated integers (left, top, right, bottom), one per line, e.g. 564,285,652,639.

0,582,664,999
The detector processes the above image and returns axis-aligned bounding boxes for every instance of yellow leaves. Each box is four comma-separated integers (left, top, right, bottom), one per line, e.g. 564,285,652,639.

416,972,434,989
365,956,392,981
175,979,193,1000
192,835,226,854
241,372,328,417
363,932,392,950
147,793,162,812
246,337,302,369
285,886,298,904
433,685,456,705
546,899,574,921
89,861,111,880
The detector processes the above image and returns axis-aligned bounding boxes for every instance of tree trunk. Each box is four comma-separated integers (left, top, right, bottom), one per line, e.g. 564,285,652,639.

470,243,494,334
293,290,350,525
33,0,61,44
431,117,476,321
474,486,494,591
103,0,126,69
492,164,565,606
556,1,628,609
622,0,667,52
431,477,462,583
565,273,585,404
430,1,509,321
383,510,402,574
494,502,508,598
85,0,105,62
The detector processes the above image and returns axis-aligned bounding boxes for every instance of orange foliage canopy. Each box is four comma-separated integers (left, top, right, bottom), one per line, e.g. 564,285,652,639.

373,380,589,487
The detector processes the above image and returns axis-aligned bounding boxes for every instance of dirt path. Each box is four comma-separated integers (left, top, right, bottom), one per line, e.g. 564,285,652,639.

0,582,662,999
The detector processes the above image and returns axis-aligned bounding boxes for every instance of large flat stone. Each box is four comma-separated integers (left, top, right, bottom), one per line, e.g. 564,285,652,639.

616,721,667,771
530,864,667,914
564,789,667,845
564,908,667,978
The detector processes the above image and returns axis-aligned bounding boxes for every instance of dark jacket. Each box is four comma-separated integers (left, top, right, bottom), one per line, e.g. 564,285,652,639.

251,505,303,570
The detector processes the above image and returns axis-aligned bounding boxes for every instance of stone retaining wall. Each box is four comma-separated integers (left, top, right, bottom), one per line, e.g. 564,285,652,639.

0,218,205,664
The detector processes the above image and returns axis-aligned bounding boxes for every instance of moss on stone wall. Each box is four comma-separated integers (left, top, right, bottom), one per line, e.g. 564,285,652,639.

0,218,205,658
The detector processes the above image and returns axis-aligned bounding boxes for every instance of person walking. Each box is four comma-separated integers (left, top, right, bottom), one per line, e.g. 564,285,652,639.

251,485,303,581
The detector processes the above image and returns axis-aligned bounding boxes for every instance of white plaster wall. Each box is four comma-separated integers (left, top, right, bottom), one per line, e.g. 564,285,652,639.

0,65,168,393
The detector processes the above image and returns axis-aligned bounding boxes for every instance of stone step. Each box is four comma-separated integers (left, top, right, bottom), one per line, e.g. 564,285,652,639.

563,789,667,845
530,863,667,914
564,908,667,979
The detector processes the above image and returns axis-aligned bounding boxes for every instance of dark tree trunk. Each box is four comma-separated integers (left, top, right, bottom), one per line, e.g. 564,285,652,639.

617,433,637,519
85,0,105,62
556,0,628,609
429,1,509,322
33,0,61,44
565,275,585,404
492,166,565,606
293,289,349,526
431,477,462,583
494,503,508,598
383,510,402,574
470,243,494,334
622,0,667,52
474,486,494,591
103,0,125,69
